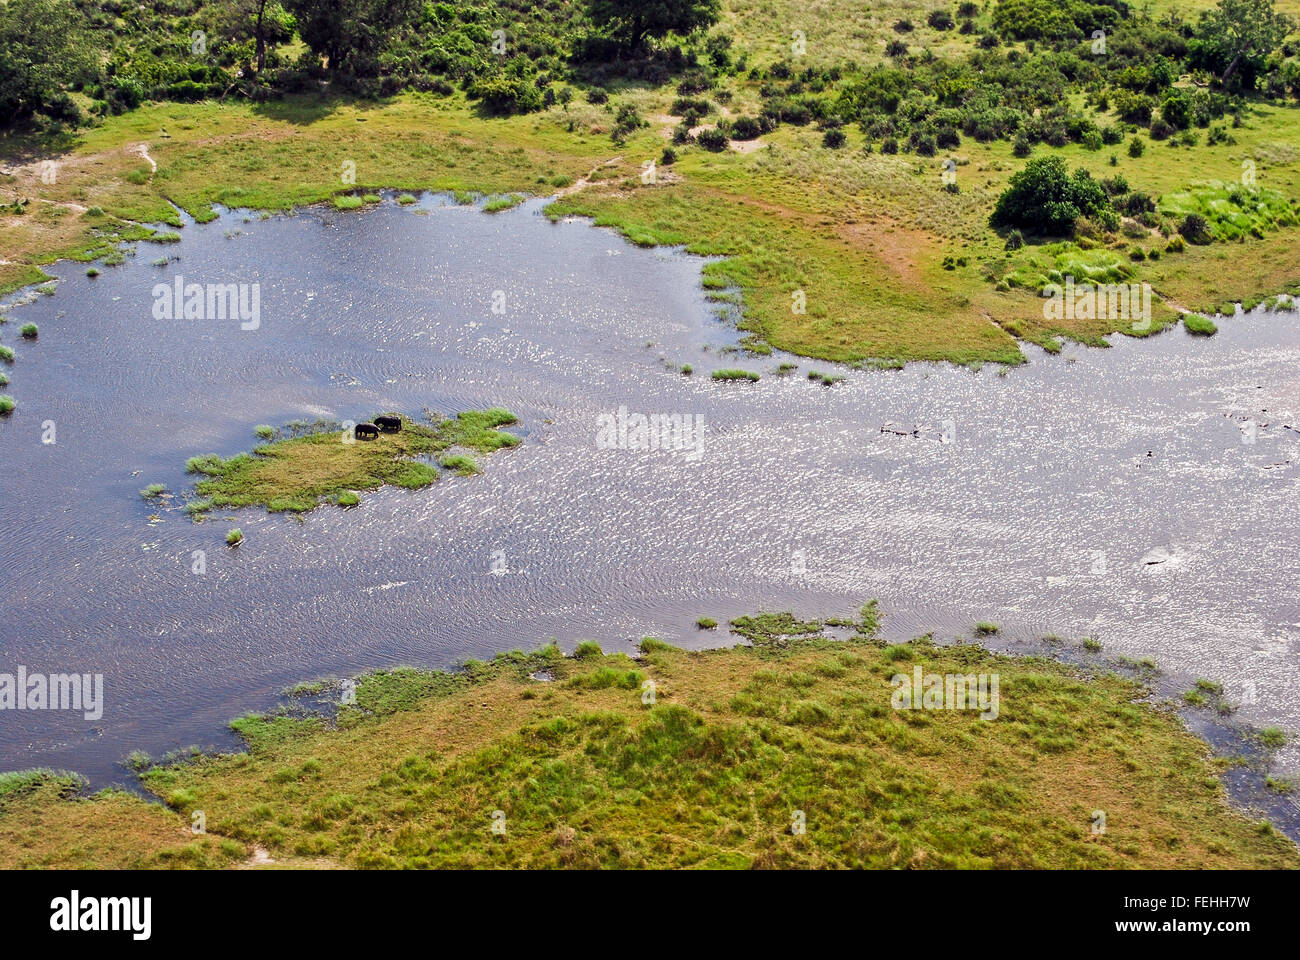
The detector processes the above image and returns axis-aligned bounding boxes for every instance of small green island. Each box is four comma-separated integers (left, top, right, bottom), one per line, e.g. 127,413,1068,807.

182,409,519,516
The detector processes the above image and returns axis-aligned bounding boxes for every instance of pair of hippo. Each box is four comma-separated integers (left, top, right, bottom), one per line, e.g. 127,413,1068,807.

355,415,402,441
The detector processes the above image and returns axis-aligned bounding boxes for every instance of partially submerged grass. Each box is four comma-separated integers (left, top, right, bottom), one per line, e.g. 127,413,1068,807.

482,193,525,213
1,617,1296,869
438,453,479,476
139,483,166,499
711,368,760,382
188,409,518,514
1184,313,1219,336
0,395,13,416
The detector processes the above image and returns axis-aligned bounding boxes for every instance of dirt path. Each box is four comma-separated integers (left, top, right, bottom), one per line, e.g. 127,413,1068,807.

556,156,623,197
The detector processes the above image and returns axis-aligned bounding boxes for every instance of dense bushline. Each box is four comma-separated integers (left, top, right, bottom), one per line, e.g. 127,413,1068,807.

3,0,1296,134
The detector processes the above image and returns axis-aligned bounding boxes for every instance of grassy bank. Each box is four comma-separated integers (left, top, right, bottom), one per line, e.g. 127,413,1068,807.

1,610,1295,869
181,410,519,515
4,3,1300,366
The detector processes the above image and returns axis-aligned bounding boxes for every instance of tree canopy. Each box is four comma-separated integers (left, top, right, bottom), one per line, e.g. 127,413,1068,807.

586,0,721,51
1190,0,1294,87
285,0,420,76
991,156,1112,234
0,0,96,124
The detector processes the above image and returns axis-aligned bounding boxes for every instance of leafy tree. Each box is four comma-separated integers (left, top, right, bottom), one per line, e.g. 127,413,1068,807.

992,0,1127,41
214,0,295,73
0,0,96,127
1190,0,1294,87
991,155,1112,234
286,0,419,75
586,0,722,52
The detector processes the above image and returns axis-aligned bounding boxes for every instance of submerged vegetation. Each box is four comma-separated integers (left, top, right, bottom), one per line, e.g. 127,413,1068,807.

0,610,1296,869
182,410,519,515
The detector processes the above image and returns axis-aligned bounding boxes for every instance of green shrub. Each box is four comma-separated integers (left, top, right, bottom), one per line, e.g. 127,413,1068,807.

991,156,1112,235
226,528,243,546
697,127,729,151
1183,313,1217,336
0,395,13,415
1179,213,1212,245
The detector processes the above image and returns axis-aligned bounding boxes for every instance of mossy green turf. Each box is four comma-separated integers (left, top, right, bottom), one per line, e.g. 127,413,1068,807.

186,409,518,514
0,608,1296,869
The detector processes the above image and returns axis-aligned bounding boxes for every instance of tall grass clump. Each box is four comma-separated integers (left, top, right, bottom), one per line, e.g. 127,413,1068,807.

712,368,760,382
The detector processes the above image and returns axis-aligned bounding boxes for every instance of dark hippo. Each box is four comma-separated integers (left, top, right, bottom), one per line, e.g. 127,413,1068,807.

354,422,380,441
374,415,402,433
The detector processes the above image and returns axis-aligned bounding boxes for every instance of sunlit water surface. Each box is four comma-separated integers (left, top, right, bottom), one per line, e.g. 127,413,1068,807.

1,196,1297,807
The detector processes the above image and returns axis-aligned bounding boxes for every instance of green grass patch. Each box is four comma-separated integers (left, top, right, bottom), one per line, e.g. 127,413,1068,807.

189,410,518,514
5,616,1297,870
711,368,760,382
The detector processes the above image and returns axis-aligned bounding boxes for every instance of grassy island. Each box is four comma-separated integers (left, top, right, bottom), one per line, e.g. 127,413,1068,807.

183,409,519,515
0,607,1294,870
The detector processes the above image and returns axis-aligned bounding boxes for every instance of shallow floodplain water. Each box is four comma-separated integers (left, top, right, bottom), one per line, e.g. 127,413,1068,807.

1,194,1298,795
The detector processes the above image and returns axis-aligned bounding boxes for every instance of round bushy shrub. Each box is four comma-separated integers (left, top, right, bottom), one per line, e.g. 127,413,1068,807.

1179,213,1213,245
696,127,729,151
991,156,1112,234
